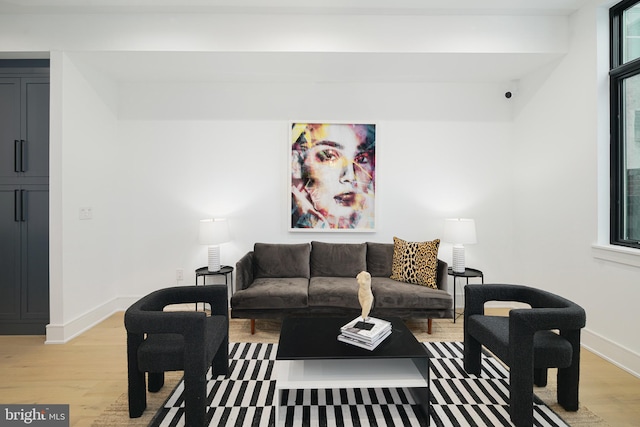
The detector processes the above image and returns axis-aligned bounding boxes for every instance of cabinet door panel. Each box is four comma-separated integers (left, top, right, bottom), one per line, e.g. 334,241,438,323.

22,78,49,179
21,186,49,320
0,78,20,180
0,187,21,320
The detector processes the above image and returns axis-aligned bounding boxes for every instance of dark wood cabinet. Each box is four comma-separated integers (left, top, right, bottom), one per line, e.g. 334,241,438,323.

0,64,49,334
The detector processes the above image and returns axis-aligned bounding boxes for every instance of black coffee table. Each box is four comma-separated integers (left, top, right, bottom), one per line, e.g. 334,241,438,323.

275,317,430,425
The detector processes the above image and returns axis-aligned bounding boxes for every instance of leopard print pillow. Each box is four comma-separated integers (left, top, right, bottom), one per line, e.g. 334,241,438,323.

390,237,440,289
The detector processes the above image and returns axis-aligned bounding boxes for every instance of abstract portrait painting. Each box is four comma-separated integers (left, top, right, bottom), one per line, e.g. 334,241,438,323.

290,122,376,231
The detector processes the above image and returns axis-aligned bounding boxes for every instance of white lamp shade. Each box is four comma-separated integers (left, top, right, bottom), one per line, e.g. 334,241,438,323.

199,218,230,245
443,218,477,244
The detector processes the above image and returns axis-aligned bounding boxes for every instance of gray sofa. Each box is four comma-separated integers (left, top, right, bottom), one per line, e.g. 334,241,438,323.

230,241,453,334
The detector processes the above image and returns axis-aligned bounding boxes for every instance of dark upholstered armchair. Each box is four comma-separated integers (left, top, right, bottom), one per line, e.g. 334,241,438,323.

125,285,229,427
463,284,586,427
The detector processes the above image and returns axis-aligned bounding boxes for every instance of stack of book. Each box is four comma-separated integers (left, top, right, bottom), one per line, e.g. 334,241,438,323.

338,316,392,350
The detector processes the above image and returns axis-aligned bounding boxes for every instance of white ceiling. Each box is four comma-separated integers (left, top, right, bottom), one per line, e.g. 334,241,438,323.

1,0,593,84
74,51,563,84
0,0,593,15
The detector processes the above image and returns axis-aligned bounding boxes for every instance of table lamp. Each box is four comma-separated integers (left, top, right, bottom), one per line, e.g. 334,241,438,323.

443,218,477,273
199,218,230,272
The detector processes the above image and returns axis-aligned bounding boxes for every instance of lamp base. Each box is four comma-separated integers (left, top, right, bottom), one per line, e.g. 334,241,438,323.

452,245,465,273
207,245,221,272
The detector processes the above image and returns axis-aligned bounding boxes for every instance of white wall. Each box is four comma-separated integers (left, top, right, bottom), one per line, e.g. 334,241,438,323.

110,74,518,298
513,1,640,374
50,51,519,338
46,52,122,342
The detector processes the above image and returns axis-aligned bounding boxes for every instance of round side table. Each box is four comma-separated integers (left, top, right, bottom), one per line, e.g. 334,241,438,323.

194,265,233,311
447,267,484,322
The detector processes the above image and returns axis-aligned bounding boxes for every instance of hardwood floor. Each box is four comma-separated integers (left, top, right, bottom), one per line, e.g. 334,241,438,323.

0,311,639,426
0,313,127,426
579,349,640,425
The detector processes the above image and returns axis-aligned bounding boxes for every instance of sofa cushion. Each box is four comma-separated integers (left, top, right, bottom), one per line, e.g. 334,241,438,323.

366,242,394,277
371,277,451,310
254,243,310,278
308,277,361,309
310,241,367,277
390,237,440,289
230,277,309,309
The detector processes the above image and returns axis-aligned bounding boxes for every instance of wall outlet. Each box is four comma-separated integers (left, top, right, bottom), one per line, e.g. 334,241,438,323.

176,269,184,281
79,207,92,220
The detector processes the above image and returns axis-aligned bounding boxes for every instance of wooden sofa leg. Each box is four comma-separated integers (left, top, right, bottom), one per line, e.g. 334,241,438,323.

427,318,432,334
250,319,255,335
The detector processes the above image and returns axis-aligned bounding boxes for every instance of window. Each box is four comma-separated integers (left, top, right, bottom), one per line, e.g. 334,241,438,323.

610,0,640,248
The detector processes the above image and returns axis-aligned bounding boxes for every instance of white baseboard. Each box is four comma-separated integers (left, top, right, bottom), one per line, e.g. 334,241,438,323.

45,296,139,344
582,328,640,379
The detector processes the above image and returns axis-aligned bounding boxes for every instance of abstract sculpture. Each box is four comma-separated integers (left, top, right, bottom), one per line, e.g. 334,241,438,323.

357,270,373,321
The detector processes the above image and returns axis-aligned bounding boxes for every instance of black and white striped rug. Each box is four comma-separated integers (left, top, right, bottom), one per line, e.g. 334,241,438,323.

149,342,569,427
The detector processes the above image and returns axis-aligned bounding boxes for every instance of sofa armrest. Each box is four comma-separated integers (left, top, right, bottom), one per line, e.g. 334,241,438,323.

235,251,255,292
435,259,448,290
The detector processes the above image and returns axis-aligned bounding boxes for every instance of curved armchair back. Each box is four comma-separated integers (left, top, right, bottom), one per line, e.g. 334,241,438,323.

465,284,585,330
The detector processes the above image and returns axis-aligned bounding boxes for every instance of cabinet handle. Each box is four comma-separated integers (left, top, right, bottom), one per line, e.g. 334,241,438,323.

14,140,20,172
21,190,26,222
14,190,20,221
20,140,26,172
14,190,27,222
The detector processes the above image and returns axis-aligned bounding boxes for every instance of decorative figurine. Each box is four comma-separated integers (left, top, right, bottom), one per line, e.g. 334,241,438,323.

357,270,373,322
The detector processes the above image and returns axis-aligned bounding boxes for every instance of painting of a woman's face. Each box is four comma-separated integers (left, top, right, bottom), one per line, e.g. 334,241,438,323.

298,123,375,228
